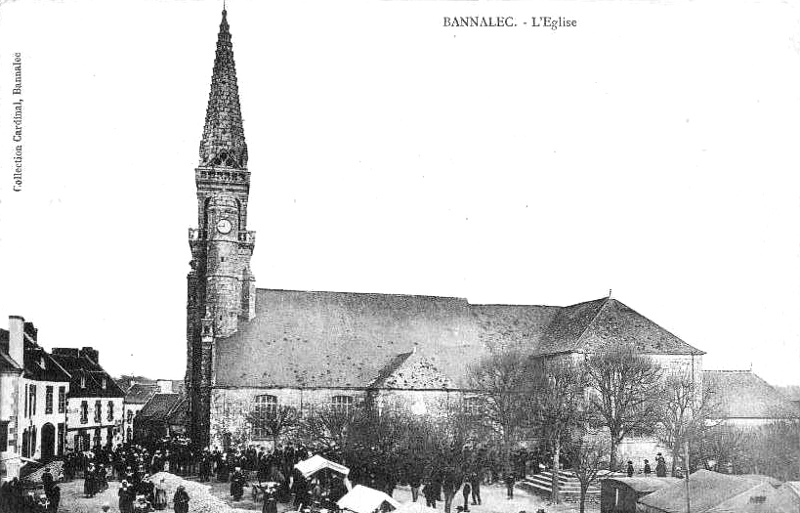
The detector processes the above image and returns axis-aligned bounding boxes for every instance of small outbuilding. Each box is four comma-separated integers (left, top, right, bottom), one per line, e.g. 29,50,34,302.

601,477,680,513
636,470,800,513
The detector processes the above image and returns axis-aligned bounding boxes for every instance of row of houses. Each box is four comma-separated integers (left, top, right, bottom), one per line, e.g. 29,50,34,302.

0,315,125,480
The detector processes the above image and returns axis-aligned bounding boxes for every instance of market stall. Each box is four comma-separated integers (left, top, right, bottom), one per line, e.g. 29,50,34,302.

337,485,400,513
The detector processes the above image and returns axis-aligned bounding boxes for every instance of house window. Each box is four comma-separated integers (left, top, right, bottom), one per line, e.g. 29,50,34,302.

57,423,65,456
80,374,86,389
127,410,133,424
331,395,353,414
94,401,102,423
24,384,28,418
80,401,89,424
58,387,66,413
101,377,107,390
93,428,101,449
463,396,482,416
29,385,37,416
45,386,54,414
252,395,278,439
107,401,114,421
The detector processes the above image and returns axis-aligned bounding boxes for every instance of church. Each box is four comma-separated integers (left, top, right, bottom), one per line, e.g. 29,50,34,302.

184,9,705,449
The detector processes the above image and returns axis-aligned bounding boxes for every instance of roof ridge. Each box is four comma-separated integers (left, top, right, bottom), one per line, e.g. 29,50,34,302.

257,287,469,302
572,297,611,351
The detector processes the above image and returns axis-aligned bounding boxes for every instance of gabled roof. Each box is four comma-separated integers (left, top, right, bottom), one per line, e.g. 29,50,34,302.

533,298,704,357
125,383,160,405
23,338,71,383
638,470,773,513
368,349,454,390
137,393,183,423
704,370,800,420
165,396,188,426
50,350,124,398
215,290,703,389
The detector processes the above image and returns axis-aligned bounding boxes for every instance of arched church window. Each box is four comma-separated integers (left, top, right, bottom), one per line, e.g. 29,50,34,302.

252,395,278,440
331,395,353,414
463,396,482,416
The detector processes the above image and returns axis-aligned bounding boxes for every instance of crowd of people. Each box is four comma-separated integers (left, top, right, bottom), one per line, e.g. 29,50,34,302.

0,436,547,513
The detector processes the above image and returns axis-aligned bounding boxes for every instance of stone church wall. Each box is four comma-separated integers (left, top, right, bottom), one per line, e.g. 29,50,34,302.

209,387,367,448
208,387,465,449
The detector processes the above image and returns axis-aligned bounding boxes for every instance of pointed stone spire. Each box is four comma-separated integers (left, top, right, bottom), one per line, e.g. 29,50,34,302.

199,8,248,169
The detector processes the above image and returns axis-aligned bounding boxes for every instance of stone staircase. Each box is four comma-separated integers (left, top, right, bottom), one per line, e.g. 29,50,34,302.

518,469,622,499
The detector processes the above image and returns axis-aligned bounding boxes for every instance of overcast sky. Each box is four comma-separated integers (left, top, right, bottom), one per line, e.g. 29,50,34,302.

1,0,799,385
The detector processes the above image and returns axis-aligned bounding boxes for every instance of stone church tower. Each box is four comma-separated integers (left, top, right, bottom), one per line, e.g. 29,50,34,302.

186,9,256,448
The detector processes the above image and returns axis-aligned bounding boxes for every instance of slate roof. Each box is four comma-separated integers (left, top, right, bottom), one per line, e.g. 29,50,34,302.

125,383,160,405
137,393,184,423
214,290,703,389
215,289,480,388
368,349,455,390
533,298,704,356
23,339,72,383
704,370,800,420
165,396,189,426
637,470,756,513
50,350,125,398
0,329,71,380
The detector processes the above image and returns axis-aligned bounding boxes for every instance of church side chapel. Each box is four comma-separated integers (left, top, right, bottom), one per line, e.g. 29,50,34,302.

183,10,795,478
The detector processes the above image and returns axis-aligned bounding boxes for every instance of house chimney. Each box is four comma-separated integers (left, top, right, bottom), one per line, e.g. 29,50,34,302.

80,346,99,364
8,315,25,367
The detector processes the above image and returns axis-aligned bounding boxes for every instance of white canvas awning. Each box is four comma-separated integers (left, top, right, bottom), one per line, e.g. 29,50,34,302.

294,454,350,479
337,485,400,513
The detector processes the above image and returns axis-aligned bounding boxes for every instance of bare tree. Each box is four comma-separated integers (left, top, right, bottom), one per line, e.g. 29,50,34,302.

467,349,533,472
245,404,299,448
584,344,664,470
695,423,755,473
298,404,360,456
657,371,722,475
566,429,609,513
529,358,586,504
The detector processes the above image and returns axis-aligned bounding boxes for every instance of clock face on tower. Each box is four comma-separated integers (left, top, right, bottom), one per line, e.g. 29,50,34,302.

216,218,232,234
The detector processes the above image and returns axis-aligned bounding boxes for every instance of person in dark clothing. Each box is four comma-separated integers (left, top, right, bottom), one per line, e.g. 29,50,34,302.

262,485,278,513
42,468,54,492
626,461,634,478
423,480,438,509
408,474,421,503
504,472,515,499
118,481,134,513
291,468,309,508
46,485,60,513
442,471,456,513
468,472,481,505
231,467,247,501
461,481,471,512
655,453,667,477
84,463,96,498
173,485,190,513
643,459,652,476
